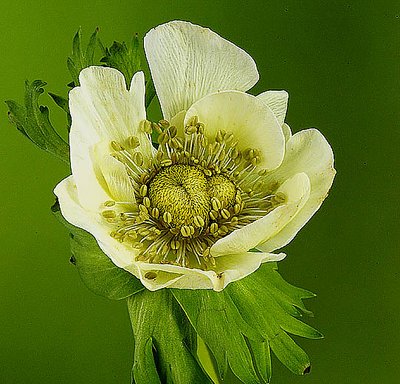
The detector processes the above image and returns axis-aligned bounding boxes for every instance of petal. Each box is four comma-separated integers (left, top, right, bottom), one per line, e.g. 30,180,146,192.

69,67,151,210
54,176,140,269
133,252,285,292
282,123,292,142
258,129,336,252
91,141,136,203
211,173,311,257
257,90,289,125
144,21,259,120
212,252,286,290
185,91,285,170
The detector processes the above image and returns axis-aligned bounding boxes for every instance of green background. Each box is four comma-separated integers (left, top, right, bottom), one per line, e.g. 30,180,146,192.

0,0,398,383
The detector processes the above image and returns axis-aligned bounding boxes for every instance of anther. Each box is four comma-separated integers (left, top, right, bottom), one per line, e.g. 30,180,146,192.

233,203,242,214
158,132,169,145
168,126,177,138
104,200,115,207
181,225,192,237
221,209,231,220
209,210,219,221
139,184,148,197
171,239,181,250
161,159,173,167
151,207,160,219
186,116,198,127
216,130,224,143
110,141,123,151
133,152,144,166
163,211,172,224
159,119,170,129
140,173,149,184
202,247,211,259
211,197,222,211
209,223,219,234
194,216,205,228
102,210,116,219
143,197,151,208
140,120,152,134
126,136,140,149
274,192,286,203
124,230,137,241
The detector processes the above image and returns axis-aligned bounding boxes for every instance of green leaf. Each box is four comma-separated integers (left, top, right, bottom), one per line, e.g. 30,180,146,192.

127,290,213,384
52,201,144,300
67,27,100,87
145,75,156,108
173,263,321,383
48,92,72,131
6,80,70,163
99,35,141,87
172,289,263,384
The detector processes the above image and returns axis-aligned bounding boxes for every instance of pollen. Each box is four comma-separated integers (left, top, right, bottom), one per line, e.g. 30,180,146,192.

101,117,286,269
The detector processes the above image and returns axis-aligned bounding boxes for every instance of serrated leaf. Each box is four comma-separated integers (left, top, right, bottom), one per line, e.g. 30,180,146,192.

48,92,72,131
68,27,100,87
227,263,322,378
6,80,69,163
172,289,263,384
173,263,321,383
127,290,213,384
99,35,141,87
52,201,144,300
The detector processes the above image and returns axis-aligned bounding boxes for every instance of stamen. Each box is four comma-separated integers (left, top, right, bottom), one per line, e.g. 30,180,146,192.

102,117,284,269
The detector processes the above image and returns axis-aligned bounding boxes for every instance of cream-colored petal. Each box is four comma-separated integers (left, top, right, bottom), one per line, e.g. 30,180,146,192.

91,141,136,204
130,262,217,291
212,252,286,290
170,110,186,138
144,21,259,120
185,91,285,170
257,90,289,125
258,129,336,252
69,67,150,210
282,123,292,142
131,251,284,291
54,176,140,269
211,173,310,257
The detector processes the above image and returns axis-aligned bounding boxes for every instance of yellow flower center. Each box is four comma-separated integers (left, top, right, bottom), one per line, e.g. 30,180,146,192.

148,164,236,232
101,117,286,269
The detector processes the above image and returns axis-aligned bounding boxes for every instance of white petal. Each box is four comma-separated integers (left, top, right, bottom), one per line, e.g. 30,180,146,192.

54,176,140,269
144,21,259,120
212,252,286,291
132,251,285,292
282,123,292,142
211,173,310,256
170,110,186,138
185,91,285,170
258,129,336,252
69,67,151,210
91,141,136,203
257,90,289,125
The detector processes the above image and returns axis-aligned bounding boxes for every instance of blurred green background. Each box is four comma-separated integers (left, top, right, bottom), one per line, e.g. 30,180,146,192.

0,0,399,383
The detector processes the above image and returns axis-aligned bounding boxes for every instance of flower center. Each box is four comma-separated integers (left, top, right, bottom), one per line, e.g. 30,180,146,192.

148,164,236,233
101,117,286,269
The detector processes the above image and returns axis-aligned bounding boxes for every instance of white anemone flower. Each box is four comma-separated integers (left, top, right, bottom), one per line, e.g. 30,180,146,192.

54,21,335,291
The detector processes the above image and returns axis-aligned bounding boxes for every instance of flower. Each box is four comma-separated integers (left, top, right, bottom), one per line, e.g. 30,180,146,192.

54,21,335,291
